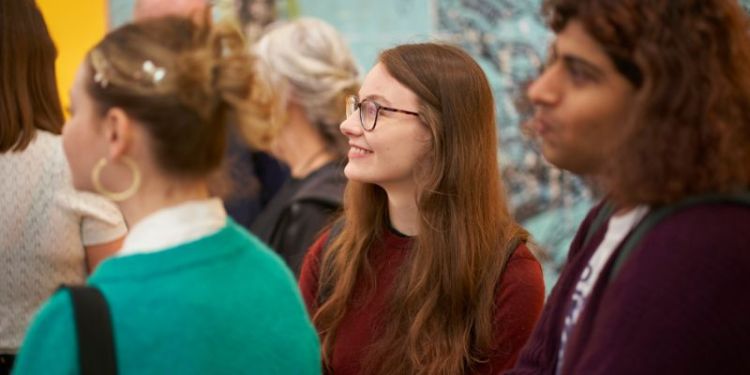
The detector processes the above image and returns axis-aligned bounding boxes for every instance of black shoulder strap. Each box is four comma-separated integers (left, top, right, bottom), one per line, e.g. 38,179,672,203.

316,221,345,306
608,192,750,283
64,285,118,375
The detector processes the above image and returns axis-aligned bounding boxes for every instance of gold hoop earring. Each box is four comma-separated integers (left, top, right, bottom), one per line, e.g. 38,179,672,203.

91,156,142,202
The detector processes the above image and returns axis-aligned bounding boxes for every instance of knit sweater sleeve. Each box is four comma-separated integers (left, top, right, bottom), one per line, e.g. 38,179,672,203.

480,244,546,374
566,204,750,374
12,290,79,375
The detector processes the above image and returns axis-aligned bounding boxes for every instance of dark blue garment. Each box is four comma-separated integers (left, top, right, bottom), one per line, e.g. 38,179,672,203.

223,134,289,230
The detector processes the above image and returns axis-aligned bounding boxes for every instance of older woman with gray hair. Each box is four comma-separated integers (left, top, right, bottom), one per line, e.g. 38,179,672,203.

250,17,359,276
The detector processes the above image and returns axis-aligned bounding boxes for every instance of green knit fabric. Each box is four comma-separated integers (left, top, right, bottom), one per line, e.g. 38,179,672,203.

12,220,321,375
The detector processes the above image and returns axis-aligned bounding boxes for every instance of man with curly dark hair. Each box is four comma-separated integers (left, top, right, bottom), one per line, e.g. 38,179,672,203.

507,0,750,374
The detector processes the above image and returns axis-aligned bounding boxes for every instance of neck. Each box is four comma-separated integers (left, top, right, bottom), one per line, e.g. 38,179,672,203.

288,145,331,178
384,183,420,236
275,104,334,178
117,175,211,229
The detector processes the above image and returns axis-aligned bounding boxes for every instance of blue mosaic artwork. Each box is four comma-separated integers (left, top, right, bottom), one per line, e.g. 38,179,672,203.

108,0,750,288
435,0,592,287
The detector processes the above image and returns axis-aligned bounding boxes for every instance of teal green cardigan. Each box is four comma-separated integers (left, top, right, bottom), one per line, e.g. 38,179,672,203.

12,220,321,375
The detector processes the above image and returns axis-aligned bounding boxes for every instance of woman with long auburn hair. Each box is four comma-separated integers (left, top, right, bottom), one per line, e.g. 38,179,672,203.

298,43,545,375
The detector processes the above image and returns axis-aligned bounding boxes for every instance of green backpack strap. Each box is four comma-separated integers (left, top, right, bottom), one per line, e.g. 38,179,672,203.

608,192,750,283
581,201,617,249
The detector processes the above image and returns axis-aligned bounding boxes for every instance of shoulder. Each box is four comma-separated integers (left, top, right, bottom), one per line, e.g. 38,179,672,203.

227,222,291,269
493,242,546,326
618,202,750,285
292,163,346,206
12,289,79,373
637,202,750,263
27,288,75,329
74,192,127,245
600,203,750,323
299,229,330,283
564,203,750,374
3,131,66,182
500,243,546,300
485,243,546,372
298,228,332,311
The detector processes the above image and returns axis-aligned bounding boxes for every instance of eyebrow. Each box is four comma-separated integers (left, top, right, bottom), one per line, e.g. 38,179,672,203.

549,40,607,79
561,54,605,79
360,94,393,106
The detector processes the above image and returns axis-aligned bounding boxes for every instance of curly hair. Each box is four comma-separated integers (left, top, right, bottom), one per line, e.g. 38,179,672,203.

86,17,269,178
542,0,750,206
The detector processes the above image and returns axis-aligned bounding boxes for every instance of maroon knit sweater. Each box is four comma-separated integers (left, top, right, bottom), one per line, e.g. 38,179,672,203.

299,228,545,375
507,202,750,375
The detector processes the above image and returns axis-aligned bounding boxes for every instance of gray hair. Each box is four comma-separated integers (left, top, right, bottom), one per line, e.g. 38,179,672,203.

254,17,360,157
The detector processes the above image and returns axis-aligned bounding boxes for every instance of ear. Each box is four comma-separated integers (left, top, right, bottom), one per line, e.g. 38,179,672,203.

101,107,134,160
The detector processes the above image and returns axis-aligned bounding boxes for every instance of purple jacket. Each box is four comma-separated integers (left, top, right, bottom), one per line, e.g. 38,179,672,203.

507,201,750,374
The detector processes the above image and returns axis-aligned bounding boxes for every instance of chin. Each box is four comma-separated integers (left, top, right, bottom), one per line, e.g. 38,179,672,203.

343,169,369,184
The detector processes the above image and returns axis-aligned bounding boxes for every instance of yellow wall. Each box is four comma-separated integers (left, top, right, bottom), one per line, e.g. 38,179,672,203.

36,0,108,113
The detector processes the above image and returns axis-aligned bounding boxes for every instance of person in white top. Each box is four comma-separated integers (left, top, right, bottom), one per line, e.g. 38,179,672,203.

0,1,126,371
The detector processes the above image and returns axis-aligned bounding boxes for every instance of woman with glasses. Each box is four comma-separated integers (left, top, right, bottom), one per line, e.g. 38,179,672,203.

249,18,359,276
298,43,545,375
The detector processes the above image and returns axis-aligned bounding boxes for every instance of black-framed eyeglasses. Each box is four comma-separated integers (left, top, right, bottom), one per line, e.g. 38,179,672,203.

346,95,420,131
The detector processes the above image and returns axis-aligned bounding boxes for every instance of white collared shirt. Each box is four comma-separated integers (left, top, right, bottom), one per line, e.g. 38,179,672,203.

118,198,227,257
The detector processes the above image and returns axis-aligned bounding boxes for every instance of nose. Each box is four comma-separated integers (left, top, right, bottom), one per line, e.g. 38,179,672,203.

340,110,363,137
527,65,561,108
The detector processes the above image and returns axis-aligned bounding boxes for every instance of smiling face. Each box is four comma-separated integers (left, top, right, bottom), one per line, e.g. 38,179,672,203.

339,63,432,192
527,20,637,176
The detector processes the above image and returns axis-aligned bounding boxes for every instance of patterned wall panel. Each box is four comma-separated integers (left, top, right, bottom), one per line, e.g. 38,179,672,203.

108,0,750,288
434,0,592,286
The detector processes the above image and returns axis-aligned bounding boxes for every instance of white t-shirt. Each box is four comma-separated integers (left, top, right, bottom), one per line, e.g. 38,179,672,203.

556,205,649,374
0,131,127,352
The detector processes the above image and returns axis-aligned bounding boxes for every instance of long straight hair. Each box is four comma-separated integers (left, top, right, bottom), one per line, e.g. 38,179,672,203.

314,43,528,375
0,0,63,152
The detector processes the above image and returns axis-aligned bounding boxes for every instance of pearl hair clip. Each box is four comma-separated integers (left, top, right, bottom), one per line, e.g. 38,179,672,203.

90,49,110,88
142,60,166,84
89,49,167,89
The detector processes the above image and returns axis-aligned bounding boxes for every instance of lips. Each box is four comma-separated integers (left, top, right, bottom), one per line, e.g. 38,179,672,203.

531,114,554,137
348,143,373,158
349,142,372,152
